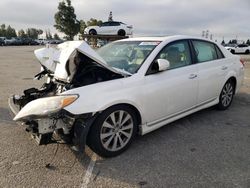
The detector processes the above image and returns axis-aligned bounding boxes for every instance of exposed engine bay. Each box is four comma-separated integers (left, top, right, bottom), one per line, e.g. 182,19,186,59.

9,42,125,150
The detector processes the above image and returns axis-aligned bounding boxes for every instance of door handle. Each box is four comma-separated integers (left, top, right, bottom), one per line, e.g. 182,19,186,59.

221,66,228,70
189,74,197,79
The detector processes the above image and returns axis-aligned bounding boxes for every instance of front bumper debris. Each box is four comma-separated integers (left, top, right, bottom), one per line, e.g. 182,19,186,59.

8,95,98,153
8,95,61,145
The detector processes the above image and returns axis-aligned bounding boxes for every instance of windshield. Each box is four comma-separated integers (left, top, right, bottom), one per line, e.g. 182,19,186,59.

97,41,160,74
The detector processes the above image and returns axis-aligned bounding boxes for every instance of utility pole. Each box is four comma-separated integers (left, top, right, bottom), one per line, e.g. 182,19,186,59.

205,30,209,39
108,11,113,22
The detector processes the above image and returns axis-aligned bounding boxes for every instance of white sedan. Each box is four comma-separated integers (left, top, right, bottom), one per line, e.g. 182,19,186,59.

84,21,133,36
225,44,250,54
9,36,244,157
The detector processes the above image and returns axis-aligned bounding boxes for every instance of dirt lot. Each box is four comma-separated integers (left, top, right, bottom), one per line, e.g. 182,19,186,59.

0,46,250,188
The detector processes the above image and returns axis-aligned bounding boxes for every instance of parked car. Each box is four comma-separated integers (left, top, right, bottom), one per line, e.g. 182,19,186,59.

0,38,5,46
35,39,44,45
9,36,244,157
21,38,39,45
84,21,133,36
225,44,250,54
4,37,18,45
35,39,51,45
49,39,64,44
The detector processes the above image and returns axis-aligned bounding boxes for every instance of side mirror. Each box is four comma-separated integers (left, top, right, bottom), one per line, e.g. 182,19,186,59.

156,59,170,71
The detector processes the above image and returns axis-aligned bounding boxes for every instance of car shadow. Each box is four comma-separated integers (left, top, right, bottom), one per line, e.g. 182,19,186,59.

3,91,250,187
73,91,250,187
0,107,16,125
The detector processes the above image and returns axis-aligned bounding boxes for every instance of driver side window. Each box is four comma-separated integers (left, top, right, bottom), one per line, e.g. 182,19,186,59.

156,40,192,70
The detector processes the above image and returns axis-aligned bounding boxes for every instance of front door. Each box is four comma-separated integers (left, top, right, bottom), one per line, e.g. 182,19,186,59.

142,40,198,124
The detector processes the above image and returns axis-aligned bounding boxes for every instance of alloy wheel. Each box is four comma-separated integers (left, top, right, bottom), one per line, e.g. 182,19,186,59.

100,110,134,152
221,82,233,107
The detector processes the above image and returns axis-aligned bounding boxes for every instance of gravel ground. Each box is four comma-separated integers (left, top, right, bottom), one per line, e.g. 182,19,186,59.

0,46,249,188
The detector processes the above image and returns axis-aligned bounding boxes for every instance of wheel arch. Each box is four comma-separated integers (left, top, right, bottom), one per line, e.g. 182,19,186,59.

89,29,97,35
96,103,142,128
225,76,237,94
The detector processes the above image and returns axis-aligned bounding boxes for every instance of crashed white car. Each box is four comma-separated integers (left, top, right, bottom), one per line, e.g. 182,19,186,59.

9,36,244,157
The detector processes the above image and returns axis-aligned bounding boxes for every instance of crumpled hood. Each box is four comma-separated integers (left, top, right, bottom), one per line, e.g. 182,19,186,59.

34,41,122,81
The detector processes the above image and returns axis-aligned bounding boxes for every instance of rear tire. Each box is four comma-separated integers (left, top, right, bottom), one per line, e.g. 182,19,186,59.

217,80,235,110
118,29,126,36
245,49,250,54
230,49,235,54
88,105,138,157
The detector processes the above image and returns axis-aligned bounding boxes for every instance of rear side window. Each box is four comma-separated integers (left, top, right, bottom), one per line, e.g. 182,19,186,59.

238,44,248,48
215,45,224,59
109,22,120,26
192,40,224,63
101,22,110,26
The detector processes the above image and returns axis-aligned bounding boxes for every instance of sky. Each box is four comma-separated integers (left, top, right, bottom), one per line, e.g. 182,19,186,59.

0,0,249,42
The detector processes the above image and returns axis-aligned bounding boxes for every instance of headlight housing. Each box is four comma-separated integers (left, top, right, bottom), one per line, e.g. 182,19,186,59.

14,95,78,121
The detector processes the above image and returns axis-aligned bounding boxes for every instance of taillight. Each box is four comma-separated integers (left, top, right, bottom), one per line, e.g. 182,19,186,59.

240,58,245,67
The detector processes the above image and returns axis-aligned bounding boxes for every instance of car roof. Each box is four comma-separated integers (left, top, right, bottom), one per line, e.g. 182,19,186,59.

120,35,215,43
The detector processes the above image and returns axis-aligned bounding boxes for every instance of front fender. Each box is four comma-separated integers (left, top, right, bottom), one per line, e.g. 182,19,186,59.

62,78,145,123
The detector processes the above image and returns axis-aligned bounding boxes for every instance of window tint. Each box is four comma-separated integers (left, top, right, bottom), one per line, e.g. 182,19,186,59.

101,22,110,27
156,40,192,69
192,40,218,63
238,44,248,47
109,22,120,26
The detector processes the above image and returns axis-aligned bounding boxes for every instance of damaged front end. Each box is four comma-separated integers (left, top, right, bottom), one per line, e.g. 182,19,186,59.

8,41,125,151
9,93,97,152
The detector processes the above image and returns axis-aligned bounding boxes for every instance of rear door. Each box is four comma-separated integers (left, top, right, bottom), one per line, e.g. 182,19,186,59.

109,22,120,34
98,22,110,34
191,40,228,104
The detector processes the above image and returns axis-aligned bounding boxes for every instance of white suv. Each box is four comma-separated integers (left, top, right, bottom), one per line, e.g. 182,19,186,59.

84,21,133,36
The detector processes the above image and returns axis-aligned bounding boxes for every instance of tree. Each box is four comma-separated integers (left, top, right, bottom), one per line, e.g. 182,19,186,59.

79,20,87,36
231,39,237,44
87,18,102,26
246,39,250,45
45,30,53,39
26,28,41,39
6,25,17,38
18,29,26,38
0,24,6,37
54,0,80,40
221,40,225,46
54,33,61,40
38,29,43,36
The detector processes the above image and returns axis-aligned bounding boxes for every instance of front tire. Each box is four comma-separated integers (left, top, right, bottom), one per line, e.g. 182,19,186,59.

217,80,235,110
89,29,97,35
88,105,137,157
230,49,235,54
245,49,250,54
